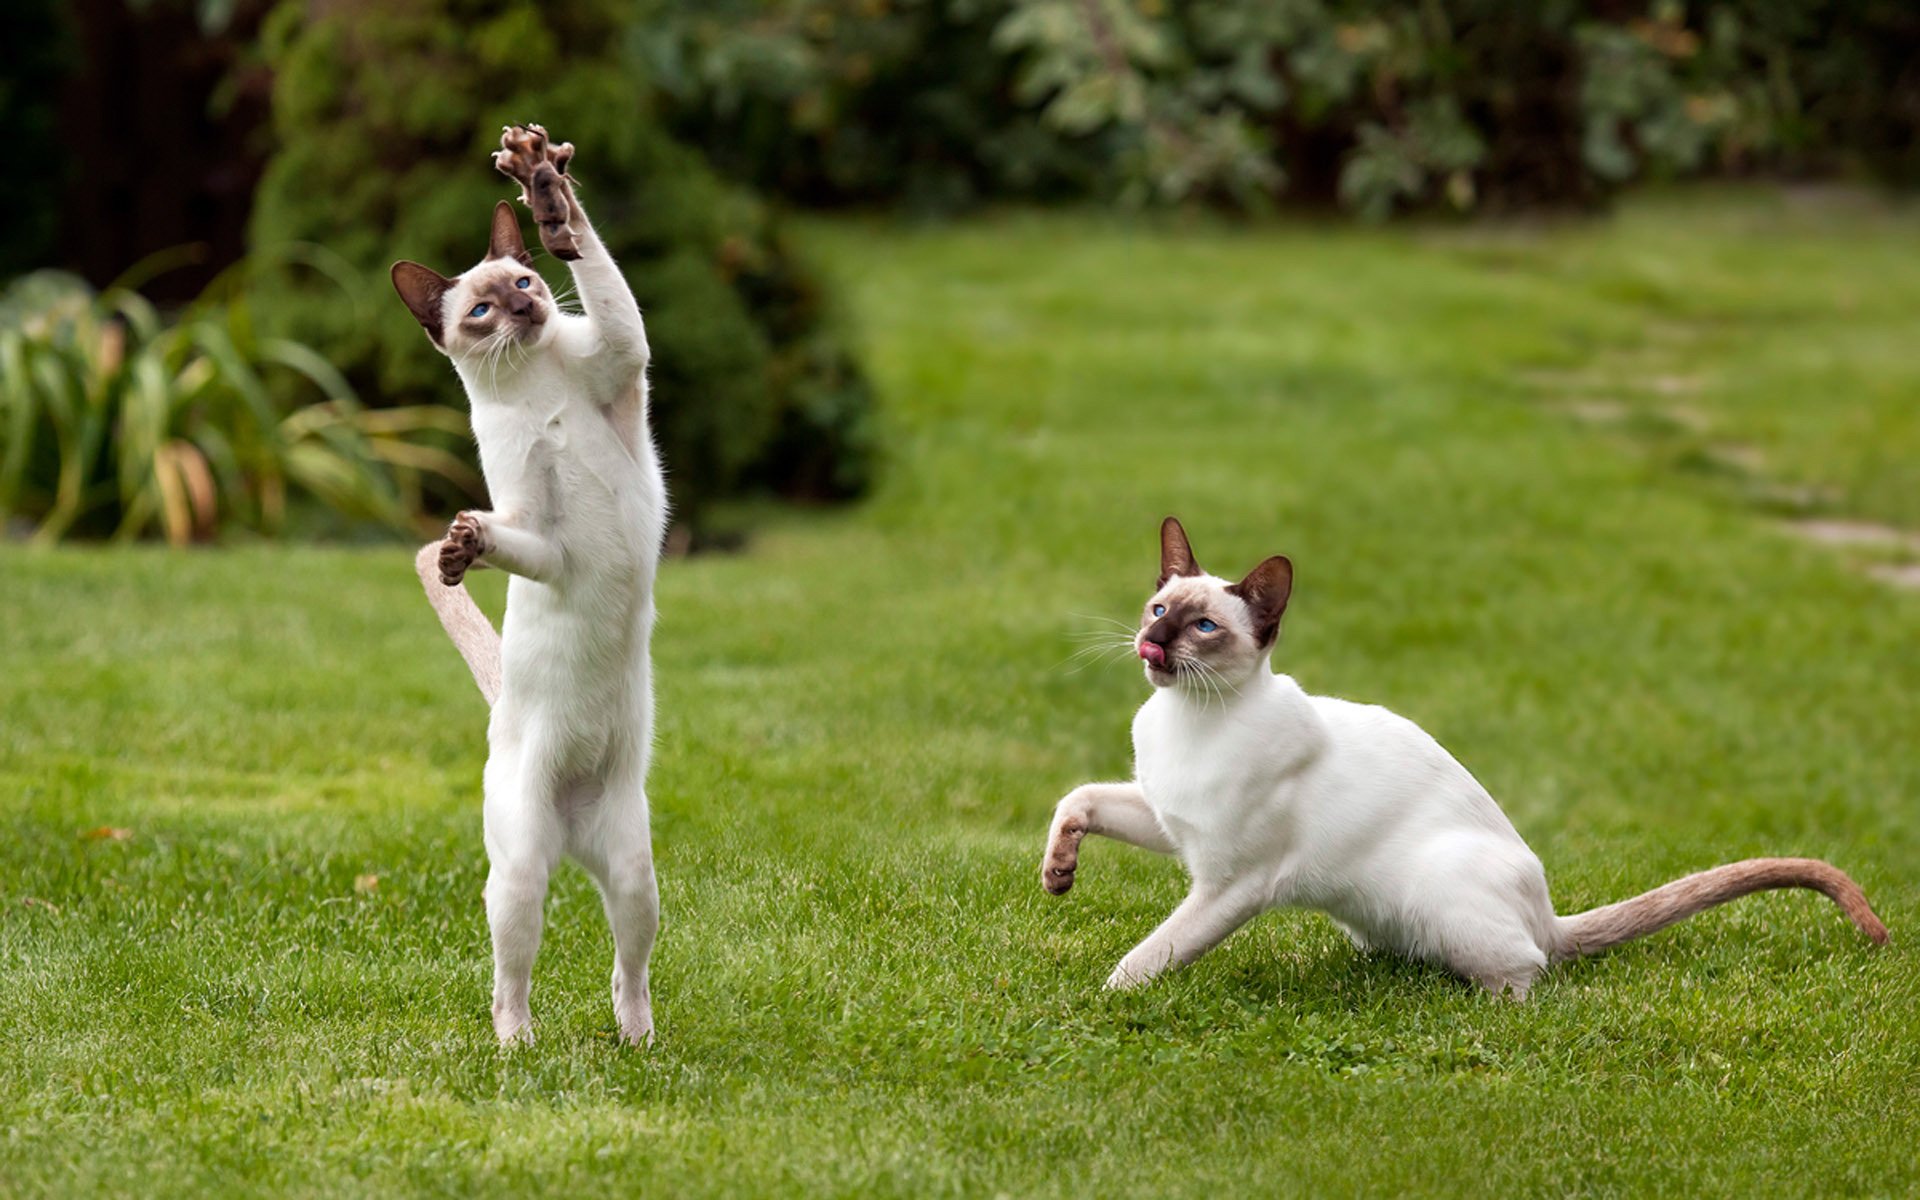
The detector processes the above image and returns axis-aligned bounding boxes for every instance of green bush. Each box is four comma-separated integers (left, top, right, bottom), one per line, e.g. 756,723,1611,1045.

642,0,1103,211
646,0,1920,218
999,0,1920,216
247,0,876,534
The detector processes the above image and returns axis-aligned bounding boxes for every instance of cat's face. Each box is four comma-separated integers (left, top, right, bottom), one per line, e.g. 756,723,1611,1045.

391,201,556,363
440,258,556,358
1137,517,1292,692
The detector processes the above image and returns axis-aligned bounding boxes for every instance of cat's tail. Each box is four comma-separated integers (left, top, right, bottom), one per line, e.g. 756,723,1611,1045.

1552,857,1888,962
414,542,503,707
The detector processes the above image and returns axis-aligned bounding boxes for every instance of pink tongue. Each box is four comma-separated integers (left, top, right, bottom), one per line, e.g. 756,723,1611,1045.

1138,641,1166,667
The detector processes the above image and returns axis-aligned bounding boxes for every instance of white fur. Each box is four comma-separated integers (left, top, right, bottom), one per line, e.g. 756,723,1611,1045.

432,215,665,1045
1049,570,1558,998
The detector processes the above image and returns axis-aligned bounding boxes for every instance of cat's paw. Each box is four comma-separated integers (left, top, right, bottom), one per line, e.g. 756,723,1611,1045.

611,971,655,1047
494,123,583,261
438,511,492,587
1102,963,1149,991
493,1007,535,1046
1042,817,1086,895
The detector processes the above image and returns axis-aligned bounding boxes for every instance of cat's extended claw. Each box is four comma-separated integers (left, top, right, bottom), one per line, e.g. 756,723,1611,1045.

495,123,584,261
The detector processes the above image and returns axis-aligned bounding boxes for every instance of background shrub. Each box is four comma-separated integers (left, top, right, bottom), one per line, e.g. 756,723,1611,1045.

648,0,1920,217
5,0,1915,547
642,0,1103,212
247,0,876,535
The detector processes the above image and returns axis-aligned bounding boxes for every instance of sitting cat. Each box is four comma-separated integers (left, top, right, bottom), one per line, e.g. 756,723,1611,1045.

392,124,664,1044
1043,517,1887,997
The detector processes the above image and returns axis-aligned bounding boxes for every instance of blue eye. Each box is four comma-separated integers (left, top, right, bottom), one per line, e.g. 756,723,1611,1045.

469,303,490,318
1196,619,1218,633
515,277,532,289
1152,604,1166,617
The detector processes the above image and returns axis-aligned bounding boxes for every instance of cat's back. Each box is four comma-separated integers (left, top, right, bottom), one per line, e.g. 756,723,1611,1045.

1302,690,1521,841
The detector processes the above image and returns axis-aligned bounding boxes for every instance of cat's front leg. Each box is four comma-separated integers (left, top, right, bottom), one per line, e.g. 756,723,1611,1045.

1105,883,1266,990
495,124,649,374
1043,782,1175,895
438,511,563,586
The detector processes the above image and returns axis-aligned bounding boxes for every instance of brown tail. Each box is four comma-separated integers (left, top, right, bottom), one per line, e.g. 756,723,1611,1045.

414,542,502,706
1553,857,1888,961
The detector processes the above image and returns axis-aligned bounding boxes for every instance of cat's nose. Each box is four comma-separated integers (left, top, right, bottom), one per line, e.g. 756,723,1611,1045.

1138,640,1168,667
507,293,533,318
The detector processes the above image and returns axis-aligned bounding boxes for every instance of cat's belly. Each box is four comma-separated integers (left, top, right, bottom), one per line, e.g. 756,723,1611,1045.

495,572,654,760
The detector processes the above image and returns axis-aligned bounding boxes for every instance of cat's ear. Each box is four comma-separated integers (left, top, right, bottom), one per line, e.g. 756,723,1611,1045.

1158,516,1202,588
488,200,532,266
1228,555,1293,649
390,261,453,347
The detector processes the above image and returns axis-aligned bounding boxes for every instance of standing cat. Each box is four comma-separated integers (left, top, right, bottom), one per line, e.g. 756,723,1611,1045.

392,124,664,1044
1042,518,1887,996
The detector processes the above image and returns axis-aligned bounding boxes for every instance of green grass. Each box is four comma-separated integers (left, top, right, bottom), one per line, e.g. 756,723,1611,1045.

3,187,1917,1196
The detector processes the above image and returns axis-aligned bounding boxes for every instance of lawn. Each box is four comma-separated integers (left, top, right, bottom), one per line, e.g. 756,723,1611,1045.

3,188,1916,1196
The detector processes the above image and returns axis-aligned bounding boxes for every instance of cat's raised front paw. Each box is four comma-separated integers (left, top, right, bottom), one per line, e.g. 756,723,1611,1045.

1042,817,1086,895
439,511,492,587
494,123,583,261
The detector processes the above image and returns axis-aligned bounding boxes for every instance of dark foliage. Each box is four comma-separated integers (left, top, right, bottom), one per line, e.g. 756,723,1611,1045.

645,0,1920,217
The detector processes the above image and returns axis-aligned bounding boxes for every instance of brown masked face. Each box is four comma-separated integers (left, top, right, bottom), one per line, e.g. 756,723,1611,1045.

390,201,555,362
1138,517,1293,692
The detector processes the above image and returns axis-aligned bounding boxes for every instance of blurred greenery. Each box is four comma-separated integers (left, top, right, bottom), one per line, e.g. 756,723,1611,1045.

649,0,1920,217
5,0,1917,545
2,190,1915,1194
247,0,876,536
643,0,1102,210
0,263,474,544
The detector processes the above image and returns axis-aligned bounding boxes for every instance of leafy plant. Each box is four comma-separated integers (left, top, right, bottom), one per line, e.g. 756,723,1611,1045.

0,261,474,545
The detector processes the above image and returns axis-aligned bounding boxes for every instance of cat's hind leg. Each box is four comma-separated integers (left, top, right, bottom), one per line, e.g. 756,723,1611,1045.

1331,919,1371,952
1447,927,1547,1000
1043,782,1174,895
574,774,658,1047
1412,836,1553,1001
482,744,565,1044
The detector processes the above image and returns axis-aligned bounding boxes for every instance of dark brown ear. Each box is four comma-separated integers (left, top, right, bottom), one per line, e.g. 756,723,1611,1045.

390,261,453,347
1158,516,1202,588
1227,555,1293,649
488,200,531,265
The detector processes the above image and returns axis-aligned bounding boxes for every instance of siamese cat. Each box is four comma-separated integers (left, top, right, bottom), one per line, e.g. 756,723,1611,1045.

1043,518,1887,996
392,124,664,1044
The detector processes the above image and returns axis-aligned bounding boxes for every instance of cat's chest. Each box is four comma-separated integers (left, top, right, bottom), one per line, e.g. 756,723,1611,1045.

474,402,643,504
1132,698,1305,846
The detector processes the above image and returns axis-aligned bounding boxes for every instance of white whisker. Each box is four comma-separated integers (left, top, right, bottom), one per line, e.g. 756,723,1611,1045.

1057,645,1138,676
1071,612,1142,632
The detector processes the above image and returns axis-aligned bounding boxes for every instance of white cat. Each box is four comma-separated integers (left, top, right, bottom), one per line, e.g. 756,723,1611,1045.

392,124,664,1044
1043,518,1887,997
